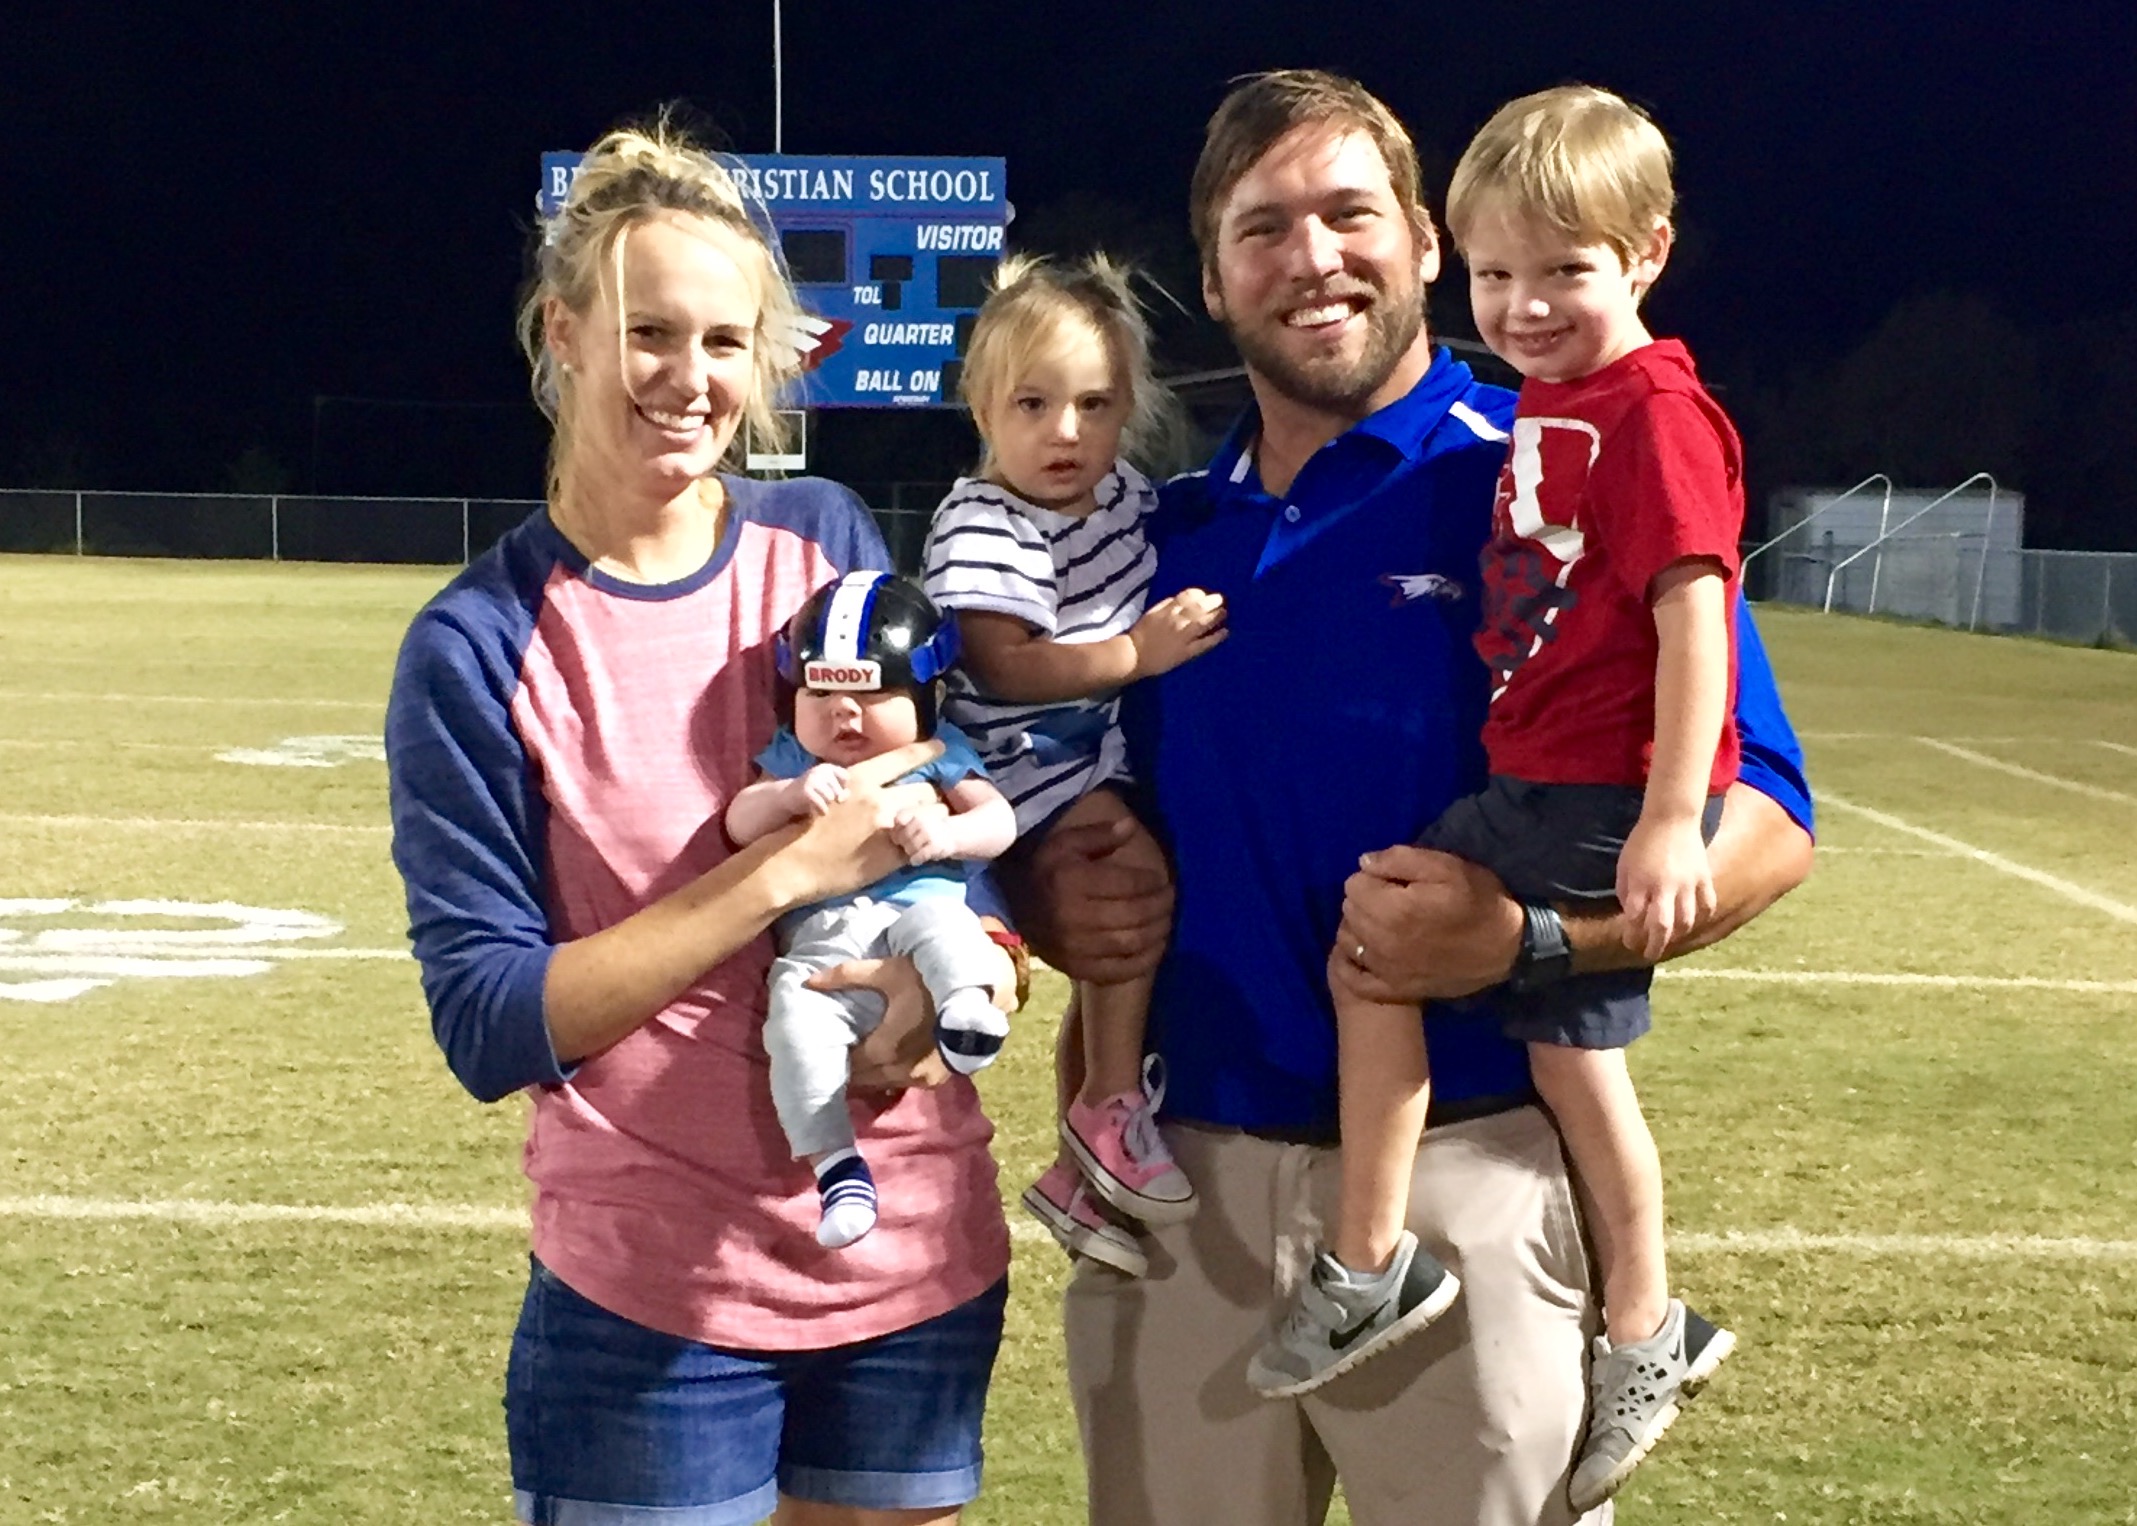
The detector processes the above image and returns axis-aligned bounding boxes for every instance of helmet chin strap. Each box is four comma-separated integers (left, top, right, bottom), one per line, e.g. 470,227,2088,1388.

909,617,962,684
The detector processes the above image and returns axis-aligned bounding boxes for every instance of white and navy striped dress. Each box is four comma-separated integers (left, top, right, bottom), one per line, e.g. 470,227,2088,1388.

920,464,1157,836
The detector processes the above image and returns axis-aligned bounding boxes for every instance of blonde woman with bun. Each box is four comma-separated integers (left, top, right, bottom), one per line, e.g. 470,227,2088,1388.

387,120,1012,1526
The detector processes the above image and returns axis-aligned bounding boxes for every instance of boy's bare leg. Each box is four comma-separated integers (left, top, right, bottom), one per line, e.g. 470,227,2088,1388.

1527,1043,1667,1344
1330,984,1431,1275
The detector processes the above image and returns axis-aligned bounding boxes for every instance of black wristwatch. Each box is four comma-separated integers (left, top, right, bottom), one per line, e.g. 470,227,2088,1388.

1508,900,1573,993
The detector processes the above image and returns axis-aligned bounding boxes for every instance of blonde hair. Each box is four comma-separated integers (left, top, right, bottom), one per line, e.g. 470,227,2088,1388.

1190,70,1431,279
958,252,1186,474
516,118,805,498
1446,85,1675,264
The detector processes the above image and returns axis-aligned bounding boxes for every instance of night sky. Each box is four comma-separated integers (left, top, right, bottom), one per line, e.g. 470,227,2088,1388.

8,1,2135,538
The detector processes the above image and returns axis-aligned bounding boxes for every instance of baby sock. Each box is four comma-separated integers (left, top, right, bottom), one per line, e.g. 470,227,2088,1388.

935,986,1009,1075
812,1148,878,1249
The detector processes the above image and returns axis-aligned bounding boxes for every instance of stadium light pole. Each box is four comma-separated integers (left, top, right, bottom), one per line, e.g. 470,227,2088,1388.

773,0,784,152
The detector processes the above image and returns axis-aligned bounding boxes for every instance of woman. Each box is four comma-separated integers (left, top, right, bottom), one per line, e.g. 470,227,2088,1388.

385,122,1013,1526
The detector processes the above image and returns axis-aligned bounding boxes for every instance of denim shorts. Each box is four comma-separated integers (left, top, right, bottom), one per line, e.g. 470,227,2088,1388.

506,1259,1008,1525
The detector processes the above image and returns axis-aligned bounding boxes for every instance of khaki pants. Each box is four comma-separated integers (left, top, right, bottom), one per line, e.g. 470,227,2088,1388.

1063,1106,1608,1526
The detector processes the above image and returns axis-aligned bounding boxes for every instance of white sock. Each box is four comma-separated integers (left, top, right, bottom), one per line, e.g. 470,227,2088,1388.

935,987,1008,1075
812,1148,878,1249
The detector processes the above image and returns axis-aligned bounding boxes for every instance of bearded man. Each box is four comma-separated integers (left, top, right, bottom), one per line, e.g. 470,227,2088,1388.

1003,69,1815,1526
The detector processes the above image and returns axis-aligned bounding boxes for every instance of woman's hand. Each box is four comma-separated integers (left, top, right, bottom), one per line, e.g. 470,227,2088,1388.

820,959,953,1091
821,929,1019,1092
770,740,943,908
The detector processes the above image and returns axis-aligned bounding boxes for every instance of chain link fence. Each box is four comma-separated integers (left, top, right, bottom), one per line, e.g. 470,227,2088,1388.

0,485,959,573
0,489,545,565
2011,549,2137,645
11,486,2131,645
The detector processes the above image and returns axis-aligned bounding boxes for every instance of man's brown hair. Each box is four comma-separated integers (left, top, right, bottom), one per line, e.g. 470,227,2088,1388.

1189,70,1430,277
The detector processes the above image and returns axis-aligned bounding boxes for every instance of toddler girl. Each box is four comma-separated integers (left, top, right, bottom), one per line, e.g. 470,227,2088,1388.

921,254,1225,1274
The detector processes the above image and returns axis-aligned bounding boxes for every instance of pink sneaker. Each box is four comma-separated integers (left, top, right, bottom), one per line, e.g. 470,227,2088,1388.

1062,1064,1196,1227
1021,1162,1147,1277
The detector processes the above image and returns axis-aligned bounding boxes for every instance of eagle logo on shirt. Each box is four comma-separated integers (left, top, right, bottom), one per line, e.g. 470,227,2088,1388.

1380,572,1463,606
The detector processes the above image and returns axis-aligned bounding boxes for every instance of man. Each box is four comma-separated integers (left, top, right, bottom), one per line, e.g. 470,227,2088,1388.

1003,71,1814,1526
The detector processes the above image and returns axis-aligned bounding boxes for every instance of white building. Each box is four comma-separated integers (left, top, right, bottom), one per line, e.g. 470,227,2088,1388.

1758,483,2024,630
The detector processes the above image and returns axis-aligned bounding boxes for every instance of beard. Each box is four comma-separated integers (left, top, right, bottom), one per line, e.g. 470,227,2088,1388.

1226,279,1425,415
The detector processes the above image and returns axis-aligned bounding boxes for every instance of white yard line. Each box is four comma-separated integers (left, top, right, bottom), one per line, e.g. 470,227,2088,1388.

1799,733,2031,744
0,691,380,711
0,1195,521,1230
1918,737,2137,805
1671,1229,2137,1261
18,946,2124,992
1813,846,1952,857
2096,741,2137,760
3,1195,2131,1261
1817,791,2137,924
0,811,389,836
139,944,409,961
1663,968,2137,995
0,738,203,753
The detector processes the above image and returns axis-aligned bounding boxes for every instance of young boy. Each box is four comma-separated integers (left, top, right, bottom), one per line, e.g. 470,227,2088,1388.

726,571,1018,1249
1251,85,1744,1511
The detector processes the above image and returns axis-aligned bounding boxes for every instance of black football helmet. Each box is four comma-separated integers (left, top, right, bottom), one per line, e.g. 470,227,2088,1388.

776,571,961,734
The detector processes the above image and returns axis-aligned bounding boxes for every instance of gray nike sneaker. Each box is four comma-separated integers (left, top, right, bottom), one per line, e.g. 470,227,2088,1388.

1568,1298,1737,1511
1246,1230,1461,1398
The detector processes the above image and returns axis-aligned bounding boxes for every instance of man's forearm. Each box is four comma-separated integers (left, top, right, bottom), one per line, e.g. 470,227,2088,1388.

1564,781,1813,973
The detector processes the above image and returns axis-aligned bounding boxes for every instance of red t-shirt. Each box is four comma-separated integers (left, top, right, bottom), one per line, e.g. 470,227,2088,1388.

1475,340,1744,790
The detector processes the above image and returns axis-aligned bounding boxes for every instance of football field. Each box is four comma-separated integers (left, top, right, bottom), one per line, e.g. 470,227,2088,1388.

1,554,2132,1524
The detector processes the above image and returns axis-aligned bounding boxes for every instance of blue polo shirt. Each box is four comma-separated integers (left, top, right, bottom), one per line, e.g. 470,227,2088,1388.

1123,348,1811,1134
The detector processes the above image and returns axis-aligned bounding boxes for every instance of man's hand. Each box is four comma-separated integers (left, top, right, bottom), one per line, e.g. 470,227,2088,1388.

1335,784,1814,1005
1331,845,1524,1006
996,811,1171,982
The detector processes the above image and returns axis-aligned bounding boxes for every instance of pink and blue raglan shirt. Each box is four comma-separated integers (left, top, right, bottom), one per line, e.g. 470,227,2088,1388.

386,476,1009,1350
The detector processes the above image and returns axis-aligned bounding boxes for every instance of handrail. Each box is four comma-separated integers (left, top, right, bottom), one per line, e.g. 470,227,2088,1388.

1823,473,2000,614
1741,474,1893,568
1968,488,2000,632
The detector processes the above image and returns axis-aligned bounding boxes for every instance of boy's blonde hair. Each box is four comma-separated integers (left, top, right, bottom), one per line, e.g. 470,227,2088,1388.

1445,85,1675,265
517,117,806,498
958,252,1186,474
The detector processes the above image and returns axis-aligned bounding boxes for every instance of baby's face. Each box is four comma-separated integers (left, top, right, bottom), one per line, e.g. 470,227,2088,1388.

793,686,924,766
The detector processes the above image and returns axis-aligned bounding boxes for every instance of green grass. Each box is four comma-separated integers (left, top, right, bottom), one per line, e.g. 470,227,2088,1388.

1,561,2134,1522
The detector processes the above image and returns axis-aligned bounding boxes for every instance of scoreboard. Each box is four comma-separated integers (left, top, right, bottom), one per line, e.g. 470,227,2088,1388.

538,152,1008,409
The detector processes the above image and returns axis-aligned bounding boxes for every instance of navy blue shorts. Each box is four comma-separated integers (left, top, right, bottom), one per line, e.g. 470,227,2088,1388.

1419,777,1724,1050
506,1259,1008,1525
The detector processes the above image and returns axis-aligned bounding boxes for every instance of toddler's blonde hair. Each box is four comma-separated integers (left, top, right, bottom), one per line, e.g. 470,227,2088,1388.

958,252,1185,476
